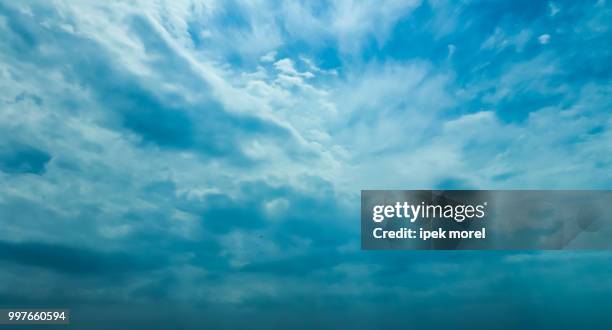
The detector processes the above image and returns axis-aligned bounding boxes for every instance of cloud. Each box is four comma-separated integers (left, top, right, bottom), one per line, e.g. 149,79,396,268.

0,143,51,175
481,28,532,52
538,33,551,44
0,0,611,328
0,240,164,275
259,50,277,63
548,2,561,16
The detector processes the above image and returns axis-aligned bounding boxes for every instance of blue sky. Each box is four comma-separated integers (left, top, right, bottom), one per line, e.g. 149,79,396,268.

0,1,611,329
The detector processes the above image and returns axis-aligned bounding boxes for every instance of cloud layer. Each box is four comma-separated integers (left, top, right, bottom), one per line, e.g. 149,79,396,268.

0,1,611,328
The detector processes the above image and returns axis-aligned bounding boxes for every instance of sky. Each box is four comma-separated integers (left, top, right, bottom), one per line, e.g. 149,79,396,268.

0,0,611,329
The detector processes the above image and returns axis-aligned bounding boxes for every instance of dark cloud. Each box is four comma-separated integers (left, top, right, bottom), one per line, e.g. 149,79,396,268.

0,240,165,275
177,179,355,248
0,143,51,175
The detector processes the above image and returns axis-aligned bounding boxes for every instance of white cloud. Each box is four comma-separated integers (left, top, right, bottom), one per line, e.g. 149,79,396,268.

260,50,277,63
538,33,551,44
549,2,561,16
481,28,532,52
